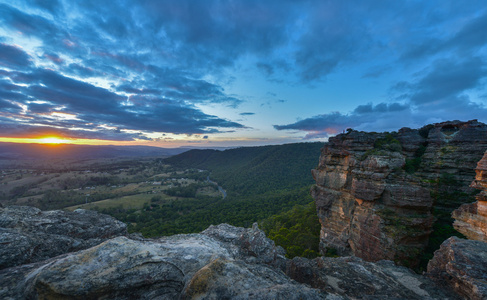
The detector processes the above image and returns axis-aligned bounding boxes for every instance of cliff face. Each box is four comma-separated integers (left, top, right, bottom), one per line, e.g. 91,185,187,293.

452,150,487,241
0,206,458,299
312,120,487,267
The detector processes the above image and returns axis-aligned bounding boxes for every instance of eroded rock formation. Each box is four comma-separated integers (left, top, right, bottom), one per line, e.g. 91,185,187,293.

0,205,127,270
452,150,487,241
312,120,487,267
427,236,487,300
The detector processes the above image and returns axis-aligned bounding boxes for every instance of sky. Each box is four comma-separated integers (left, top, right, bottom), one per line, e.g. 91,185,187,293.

0,0,486,148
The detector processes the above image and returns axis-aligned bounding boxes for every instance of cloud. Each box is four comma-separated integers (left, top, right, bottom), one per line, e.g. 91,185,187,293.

25,0,62,15
399,57,487,105
402,11,487,61
0,4,69,50
0,43,32,69
274,102,411,138
0,119,149,141
1,69,244,139
239,112,255,116
1,1,487,144
276,56,487,138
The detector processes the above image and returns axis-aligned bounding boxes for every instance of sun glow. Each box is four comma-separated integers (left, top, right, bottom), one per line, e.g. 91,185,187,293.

37,137,69,144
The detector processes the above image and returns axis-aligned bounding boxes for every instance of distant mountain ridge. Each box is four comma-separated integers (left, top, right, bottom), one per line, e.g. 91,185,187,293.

0,142,192,160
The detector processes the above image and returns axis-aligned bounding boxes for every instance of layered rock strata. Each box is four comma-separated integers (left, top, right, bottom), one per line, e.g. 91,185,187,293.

312,120,487,267
452,150,487,241
0,205,127,270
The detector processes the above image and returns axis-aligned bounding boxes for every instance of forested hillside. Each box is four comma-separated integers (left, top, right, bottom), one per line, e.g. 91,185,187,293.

163,142,323,197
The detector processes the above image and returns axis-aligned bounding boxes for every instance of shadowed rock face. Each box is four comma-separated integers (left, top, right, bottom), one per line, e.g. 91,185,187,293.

0,205,127,270
312,120,487,268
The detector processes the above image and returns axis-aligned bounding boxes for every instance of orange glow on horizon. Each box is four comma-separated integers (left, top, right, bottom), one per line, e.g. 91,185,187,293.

0,136,184,148
0,136,127,146
37,137,69,144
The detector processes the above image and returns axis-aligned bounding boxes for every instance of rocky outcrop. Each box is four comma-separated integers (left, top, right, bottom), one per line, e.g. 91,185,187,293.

4,204,482,299
1,218,464,300
452,150,487,241
452,201,487,242
0,222,329,299
287,256,456,299
427,236,487,300
312,120,487,268
0,205,127,270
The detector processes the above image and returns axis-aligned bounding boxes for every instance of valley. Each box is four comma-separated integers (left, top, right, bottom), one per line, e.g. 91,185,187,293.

0,142,324,258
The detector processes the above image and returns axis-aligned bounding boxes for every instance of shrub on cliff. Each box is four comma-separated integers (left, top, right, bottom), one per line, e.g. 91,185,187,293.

260,201,320,259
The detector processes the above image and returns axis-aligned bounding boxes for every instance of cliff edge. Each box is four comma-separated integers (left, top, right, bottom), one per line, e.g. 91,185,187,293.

311,120,487,268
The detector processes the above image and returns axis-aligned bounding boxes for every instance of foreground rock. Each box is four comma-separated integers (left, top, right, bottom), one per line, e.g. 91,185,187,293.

312,120,487,267
0,223,330,299
0,219,465,299
287,256,456,299
427,237,487,300
0,206,127,270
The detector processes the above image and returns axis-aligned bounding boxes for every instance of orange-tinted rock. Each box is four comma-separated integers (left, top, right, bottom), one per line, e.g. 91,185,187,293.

452,150,487,242
452,201,487,242
427,237,487,300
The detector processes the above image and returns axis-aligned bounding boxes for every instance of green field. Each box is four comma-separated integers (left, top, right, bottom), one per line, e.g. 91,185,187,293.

66,193,177,211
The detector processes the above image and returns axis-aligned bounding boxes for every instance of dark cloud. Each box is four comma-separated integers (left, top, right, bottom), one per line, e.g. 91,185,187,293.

239,112,255,116
398,57,487,105
0,43,32,69
274,103,411,138
402,11,487,61
0,62,244,137
0,4,68,49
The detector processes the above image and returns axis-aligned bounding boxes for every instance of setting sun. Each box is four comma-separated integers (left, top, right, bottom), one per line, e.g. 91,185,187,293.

37,137,69,144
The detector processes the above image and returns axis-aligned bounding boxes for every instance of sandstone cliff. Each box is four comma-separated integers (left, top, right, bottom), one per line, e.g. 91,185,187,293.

0,206,460,299
312,120,487,268
452,150,487,241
